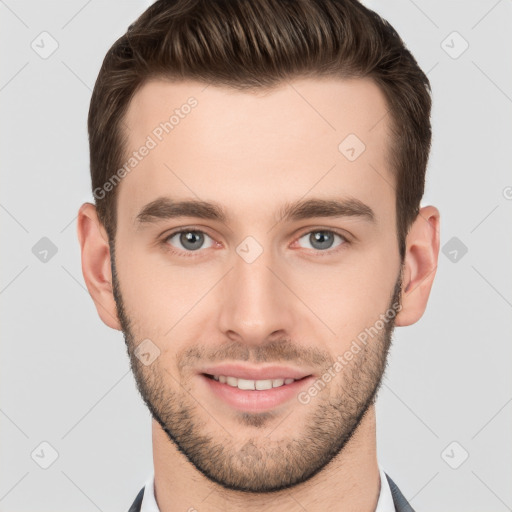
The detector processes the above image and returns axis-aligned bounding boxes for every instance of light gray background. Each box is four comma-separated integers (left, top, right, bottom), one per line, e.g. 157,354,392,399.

1,1,511,511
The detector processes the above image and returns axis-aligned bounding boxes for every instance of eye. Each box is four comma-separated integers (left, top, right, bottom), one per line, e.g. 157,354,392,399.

161,227,349,258
164,230,214,254
296,229,347,252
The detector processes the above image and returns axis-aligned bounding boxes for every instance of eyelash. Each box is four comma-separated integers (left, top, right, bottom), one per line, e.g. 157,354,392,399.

160,227,350,259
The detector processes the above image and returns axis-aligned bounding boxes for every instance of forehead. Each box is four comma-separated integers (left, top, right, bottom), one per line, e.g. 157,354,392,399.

118,77,393,228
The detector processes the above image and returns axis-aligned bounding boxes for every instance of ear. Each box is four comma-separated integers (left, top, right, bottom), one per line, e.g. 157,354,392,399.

395,205,440,327
76,202,121,330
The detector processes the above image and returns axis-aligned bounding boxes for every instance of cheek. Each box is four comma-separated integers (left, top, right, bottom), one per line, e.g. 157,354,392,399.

115,245,215,336
289,245,398,341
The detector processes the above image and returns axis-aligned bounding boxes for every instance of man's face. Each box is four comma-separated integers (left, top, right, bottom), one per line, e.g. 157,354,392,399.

112,77,403,492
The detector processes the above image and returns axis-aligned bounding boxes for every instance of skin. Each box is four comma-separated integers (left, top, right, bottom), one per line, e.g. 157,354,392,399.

77,77,440,511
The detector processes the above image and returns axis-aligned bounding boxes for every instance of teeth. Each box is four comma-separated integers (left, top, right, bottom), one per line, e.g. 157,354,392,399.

211,375,297,390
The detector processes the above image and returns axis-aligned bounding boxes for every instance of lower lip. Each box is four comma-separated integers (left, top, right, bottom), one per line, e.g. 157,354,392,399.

200,374,314,413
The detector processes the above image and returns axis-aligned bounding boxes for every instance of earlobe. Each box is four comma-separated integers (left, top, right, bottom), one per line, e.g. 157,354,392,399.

395,205,441,327
77,203,122,331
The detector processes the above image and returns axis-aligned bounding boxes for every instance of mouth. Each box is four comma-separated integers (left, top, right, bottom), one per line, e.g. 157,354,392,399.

199,372,315,413
202,372,311,390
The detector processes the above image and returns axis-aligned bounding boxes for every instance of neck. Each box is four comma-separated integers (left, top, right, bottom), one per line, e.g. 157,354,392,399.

152,404,381,512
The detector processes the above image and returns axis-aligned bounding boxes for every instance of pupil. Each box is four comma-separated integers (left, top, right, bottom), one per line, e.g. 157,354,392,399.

311,231,333,250
181,231,203,250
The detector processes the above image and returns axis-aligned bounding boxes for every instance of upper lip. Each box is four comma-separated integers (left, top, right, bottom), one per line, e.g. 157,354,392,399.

200,364,314,381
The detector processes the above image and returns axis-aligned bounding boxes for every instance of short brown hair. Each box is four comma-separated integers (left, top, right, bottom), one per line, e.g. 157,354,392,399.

88,0,432,260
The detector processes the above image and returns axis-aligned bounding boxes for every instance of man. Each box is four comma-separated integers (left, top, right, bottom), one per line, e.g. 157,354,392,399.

77,0,440,510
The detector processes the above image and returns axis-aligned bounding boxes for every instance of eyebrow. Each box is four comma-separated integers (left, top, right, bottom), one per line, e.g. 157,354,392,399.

135,196,376,227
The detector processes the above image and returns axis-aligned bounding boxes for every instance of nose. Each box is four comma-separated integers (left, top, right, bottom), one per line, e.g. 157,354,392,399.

216,247,298,347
